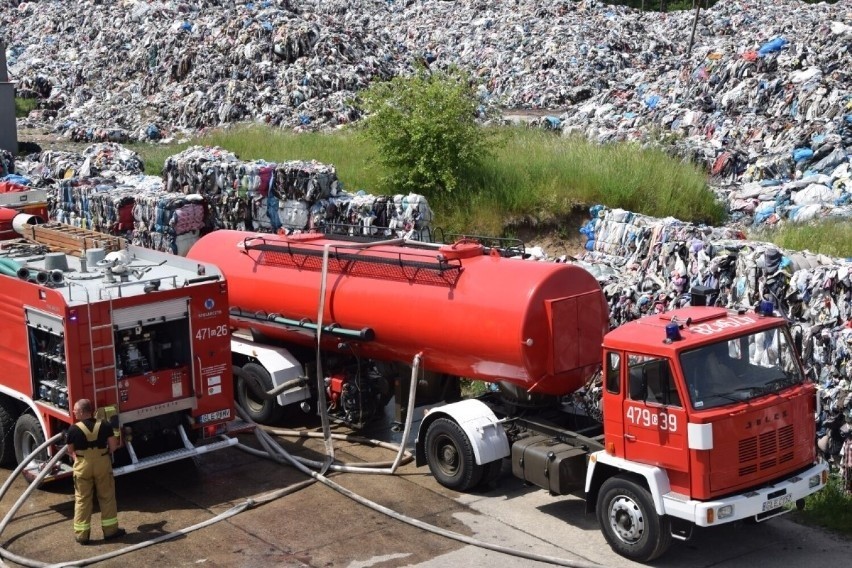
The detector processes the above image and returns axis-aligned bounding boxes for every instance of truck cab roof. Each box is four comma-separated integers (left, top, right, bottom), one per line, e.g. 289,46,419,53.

603,306,788,357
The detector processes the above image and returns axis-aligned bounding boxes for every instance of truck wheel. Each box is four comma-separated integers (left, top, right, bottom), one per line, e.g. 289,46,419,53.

596,475,672,562
0,399,18,466
237,363,284,424
425,418,483,491
14,414,46,465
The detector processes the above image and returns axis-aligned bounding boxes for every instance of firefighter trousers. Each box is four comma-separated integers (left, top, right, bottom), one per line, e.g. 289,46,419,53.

72,452,119,542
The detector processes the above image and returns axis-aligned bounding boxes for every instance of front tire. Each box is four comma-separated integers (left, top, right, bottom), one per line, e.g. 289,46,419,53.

424,418,483,491
14,414,46,465
236,363,285,424
0,399,19,466
596,475,672,562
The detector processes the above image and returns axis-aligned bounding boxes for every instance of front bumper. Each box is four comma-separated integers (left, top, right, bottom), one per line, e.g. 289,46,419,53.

662,461,828,527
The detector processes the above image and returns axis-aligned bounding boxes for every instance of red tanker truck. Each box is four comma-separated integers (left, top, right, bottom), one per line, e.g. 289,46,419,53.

187,229,827,562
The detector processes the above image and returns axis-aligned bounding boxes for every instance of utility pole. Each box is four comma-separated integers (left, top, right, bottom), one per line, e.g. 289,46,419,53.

0,41,19,155
687,1,702,57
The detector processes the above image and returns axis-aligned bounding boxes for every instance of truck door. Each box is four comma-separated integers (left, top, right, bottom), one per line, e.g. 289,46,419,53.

622,354,689,473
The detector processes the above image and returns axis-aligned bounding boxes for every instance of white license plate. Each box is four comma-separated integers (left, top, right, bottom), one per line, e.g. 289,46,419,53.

762,494,792,511
199,409,231,423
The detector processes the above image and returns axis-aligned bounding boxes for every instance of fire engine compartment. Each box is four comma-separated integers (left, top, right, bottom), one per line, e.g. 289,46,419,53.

1,222,238,481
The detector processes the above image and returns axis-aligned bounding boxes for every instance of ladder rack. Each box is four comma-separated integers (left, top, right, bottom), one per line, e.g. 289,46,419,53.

20,222,125,257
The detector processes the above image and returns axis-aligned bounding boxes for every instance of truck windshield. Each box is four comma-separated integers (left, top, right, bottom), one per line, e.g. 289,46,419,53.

679,327,804,410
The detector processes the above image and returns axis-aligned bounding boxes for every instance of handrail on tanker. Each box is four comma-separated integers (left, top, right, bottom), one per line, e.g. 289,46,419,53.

238,234,466,282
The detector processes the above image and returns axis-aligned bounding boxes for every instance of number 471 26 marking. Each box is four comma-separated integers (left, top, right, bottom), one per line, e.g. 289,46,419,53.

626,406,678,432
196,325,229,341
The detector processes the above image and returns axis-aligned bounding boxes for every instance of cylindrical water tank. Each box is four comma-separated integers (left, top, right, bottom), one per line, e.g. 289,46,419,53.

188,231,608,395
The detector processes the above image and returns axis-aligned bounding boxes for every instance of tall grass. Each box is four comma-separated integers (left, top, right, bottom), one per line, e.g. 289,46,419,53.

472,129,721,224
14,98,37,118
752,219,852,258
137,124,720,236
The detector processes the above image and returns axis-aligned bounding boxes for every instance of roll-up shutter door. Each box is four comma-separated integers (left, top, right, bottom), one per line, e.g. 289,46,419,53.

112,297,189,330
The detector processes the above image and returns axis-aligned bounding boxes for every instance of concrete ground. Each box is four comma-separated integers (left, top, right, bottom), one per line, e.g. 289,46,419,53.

1,406,850,568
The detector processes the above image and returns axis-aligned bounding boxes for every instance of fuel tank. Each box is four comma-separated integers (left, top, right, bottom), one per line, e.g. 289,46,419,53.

187,231,608,395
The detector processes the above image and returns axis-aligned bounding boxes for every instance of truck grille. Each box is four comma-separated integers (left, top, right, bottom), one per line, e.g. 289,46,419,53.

738,424,795,476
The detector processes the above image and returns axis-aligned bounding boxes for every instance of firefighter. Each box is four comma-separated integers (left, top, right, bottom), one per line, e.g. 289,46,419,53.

65,399,126,544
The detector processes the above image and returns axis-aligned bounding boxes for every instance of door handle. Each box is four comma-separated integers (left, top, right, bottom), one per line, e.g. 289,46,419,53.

624,434,637,441
194,356,203,398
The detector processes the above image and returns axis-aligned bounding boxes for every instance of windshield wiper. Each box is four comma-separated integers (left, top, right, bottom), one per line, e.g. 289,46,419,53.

708,392,744,403
762,376,800,393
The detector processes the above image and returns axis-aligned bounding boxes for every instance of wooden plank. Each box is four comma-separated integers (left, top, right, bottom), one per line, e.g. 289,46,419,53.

24,223,125,256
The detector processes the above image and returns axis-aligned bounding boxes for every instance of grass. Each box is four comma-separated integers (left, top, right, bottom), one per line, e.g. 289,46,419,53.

751,219,852,259
14,97,37,118
135,124,852,256
794,474,852,535
136,126,852,257
136,124,722,236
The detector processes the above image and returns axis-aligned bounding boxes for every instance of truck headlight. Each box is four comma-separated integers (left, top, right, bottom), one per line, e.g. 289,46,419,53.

717,505,734,519
809,474,821,488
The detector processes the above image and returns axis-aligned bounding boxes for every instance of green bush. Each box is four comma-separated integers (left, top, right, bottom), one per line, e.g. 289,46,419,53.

15,97,37,118
796,474,852,535
356,66,498,198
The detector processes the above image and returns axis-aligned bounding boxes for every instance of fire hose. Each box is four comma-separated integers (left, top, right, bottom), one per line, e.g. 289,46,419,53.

0,354,602,567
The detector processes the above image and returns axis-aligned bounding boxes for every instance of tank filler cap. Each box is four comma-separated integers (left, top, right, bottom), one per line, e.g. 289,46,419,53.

439,241,483,260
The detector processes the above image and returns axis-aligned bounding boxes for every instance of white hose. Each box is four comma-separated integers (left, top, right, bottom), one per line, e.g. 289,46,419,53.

391,352,421,473
314,236,408,464
0,445,68,537
238,407,603,568
315,243,336,462
0,433,63,502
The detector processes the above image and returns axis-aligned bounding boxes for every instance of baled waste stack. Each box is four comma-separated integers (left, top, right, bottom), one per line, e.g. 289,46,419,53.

13,143,432,253
161,145,432,236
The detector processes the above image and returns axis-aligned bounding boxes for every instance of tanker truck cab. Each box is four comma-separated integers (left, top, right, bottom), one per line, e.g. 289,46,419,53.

417,300,827,563
586,303,827,561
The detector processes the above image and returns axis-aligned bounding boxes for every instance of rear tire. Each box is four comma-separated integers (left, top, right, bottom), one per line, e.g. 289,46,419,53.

236,363,285,424
14,414,46,465
424,418,483,491
0,399,19,466
596,475,672,562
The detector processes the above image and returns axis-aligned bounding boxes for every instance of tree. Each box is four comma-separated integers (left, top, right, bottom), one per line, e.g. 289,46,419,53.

357,66,496,198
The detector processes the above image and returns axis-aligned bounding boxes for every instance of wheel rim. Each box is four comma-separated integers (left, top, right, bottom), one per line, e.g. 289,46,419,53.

434,434,460,477
21,431,42,460
607,494,645,544
241,380,264,413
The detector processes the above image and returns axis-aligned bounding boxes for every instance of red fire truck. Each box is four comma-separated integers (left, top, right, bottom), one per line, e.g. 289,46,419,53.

187,229,828,561
0,209,238,482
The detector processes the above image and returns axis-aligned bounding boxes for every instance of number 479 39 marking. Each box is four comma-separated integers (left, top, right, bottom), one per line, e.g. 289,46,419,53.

626,406,678,432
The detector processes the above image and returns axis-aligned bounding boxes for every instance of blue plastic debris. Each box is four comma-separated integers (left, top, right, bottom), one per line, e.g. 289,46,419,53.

758,37,787,57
